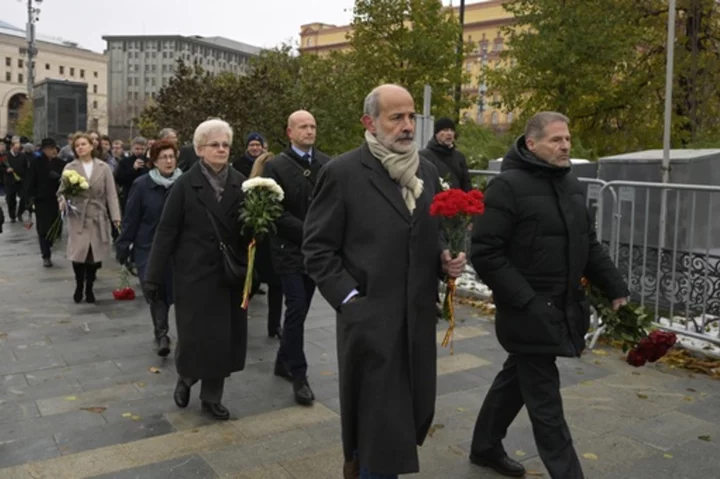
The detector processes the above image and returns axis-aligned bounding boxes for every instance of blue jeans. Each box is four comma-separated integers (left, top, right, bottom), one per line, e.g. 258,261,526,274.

355,451,399,479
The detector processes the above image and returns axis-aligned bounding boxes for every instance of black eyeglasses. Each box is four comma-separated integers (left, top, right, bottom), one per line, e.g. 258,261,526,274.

204,142,231,149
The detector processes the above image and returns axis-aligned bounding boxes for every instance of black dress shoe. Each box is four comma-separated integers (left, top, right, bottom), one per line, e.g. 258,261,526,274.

157,336,171,357
43,258,53,268
202,401,230,420
293,378,315,406
173,380,190,408
274,361,293,382
470,452,526,477
268,327,283,340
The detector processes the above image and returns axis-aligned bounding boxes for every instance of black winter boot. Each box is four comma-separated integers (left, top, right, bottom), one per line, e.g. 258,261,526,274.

150,300,171,357
85,264,97,303
72,262,86,303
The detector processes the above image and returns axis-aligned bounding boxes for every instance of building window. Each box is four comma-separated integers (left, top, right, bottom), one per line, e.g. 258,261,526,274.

45,63,50,70
59,66,65,74
93,100,98,109
18,73,23,83
5,57,10,66
80,69,85,78
127,77,133,86
93,71,98,78
93,84,98,93
5,72,10,81
70,67,75,76
507,112,514,123
18,59,23,68
491,111,499,125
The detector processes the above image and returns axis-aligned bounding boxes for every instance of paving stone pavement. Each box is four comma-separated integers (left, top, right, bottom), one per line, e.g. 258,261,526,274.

2,219,720,478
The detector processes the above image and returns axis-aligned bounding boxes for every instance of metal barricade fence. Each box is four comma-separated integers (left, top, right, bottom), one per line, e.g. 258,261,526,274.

468,170,720,346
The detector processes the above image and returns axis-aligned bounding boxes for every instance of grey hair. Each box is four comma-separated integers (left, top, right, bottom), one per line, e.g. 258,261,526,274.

23,143,35,153
131,136,147,146
193,118,233,152
524,112,570,140
158,128,177,139
363,88,381,119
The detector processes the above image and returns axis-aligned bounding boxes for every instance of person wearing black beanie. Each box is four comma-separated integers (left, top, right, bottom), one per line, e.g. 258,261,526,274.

421,117,472,192
232,132,266,178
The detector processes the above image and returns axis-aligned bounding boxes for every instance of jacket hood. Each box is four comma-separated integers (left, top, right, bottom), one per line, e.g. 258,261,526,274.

501,135,571,178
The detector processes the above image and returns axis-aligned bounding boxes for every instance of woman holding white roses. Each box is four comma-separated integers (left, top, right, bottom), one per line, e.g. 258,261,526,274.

59,132,121,303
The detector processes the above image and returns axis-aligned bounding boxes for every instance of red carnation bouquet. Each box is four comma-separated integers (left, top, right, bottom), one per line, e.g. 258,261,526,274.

430,188,485,350
113,265,136,301
626,330,677,367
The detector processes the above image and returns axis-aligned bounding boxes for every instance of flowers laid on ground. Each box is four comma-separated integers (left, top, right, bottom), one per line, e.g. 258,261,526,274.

582,277,676,367
430,188,485,350
112,265,136,300
239,177,284,309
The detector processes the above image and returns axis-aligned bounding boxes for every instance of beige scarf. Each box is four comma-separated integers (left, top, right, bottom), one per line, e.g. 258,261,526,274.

365,130,424,213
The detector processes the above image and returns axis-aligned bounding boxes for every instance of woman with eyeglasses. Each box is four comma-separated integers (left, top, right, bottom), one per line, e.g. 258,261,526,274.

116,140,181,357
144,119,250,420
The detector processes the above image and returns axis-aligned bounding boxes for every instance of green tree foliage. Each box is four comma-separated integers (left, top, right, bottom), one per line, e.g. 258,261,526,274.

489,0,720,156
137,0,472,156
15,100,33,140
455,122,511,170
349,0,470,117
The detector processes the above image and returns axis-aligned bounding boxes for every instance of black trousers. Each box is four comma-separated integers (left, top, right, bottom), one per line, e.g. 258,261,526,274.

181,377,225,404
267,283,283,334
5,182,25,220
471,355,583,479
277,273,315,379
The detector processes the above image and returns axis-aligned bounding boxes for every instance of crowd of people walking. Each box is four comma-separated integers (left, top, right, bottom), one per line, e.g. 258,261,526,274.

0,82,629,479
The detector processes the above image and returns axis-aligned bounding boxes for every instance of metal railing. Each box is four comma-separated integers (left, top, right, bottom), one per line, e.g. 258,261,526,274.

467,170,720,346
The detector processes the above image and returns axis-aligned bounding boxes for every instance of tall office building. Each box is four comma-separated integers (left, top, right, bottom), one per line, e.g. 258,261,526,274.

103,35,261,140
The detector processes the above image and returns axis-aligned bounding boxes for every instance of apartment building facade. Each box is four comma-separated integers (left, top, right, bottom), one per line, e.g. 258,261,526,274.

0,20,108,137
103,35,261,140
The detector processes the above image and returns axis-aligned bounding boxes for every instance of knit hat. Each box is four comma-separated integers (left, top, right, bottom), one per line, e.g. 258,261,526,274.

246,132,265,147
434,117,456,135
40,138,57,149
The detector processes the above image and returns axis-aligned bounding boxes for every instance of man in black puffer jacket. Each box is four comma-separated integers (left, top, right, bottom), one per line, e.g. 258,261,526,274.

420,117,472,191
468,112,628,479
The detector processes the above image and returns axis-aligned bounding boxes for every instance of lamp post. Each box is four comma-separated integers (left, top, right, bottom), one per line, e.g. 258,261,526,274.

453,0,466,121
26,0,42,99
476,43,488,124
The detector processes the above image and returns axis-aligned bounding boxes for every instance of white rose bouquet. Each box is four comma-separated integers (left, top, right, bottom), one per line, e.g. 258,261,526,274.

48,170,90,242
239,177,285,309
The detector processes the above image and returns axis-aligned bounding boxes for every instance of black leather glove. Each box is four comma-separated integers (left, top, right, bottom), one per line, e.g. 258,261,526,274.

116,248,129,265
142,282,161,303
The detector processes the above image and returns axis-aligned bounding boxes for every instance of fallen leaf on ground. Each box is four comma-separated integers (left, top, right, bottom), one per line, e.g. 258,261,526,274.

457,407,465,412
686,388,697,393
631,371,641,376
636,393,649,399
593,360,603,365
582,453,599,460
663,453,673,459
591,350,608,356
427,424,445,438
698,435,711,442
658,349,720,378
132,415,141,421
58,320,71,324
320,371,333,376
149,367,161,374
121,412,132,418
80,407,106,414
0,332,7,339
515,450,526,457
64,396,77,401
684,396,694,402
135,382,145,388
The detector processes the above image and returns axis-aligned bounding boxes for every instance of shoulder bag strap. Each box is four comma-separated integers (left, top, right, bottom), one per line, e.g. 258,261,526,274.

277,152,316,187
203,207,229,252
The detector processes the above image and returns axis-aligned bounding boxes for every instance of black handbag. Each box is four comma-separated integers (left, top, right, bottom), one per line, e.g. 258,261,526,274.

204,208,247,286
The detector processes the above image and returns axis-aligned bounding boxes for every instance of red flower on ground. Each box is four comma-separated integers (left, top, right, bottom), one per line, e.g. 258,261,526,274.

626,349,647,367
112,287,136,300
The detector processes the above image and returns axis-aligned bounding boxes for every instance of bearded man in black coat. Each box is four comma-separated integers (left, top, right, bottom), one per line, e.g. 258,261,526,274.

468,111,629,479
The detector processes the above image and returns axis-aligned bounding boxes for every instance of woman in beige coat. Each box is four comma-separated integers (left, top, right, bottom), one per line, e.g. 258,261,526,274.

59,132,121,303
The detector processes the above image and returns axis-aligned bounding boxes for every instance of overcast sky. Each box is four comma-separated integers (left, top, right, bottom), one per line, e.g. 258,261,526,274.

3,0,360,53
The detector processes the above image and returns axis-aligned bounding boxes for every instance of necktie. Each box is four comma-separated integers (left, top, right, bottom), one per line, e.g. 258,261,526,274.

302,154,311,166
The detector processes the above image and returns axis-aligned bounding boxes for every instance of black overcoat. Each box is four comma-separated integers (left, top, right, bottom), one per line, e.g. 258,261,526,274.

145,162,249,379
303,143,444,475
471,136,628,357
262,148,330,276
25,153,65,237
